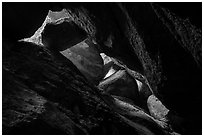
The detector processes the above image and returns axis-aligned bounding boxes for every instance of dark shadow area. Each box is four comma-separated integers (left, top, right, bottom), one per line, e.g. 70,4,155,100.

2,2,202,135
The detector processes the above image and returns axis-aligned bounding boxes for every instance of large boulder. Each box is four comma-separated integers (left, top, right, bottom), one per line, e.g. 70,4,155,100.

99,69,141,106
42,21,87,51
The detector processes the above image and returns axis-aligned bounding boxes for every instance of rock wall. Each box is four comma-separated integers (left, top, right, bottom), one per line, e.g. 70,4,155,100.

2,2,202,135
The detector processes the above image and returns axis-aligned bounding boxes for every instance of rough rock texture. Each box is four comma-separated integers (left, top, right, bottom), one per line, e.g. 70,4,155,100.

99,69,141,106
42,21,87,51
152,4,201,67
60,39,104,85
3,40,170,135
3,2,201,135
2,41,132,134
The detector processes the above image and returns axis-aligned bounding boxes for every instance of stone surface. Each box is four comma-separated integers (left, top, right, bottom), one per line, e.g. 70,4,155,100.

3,40,172,135
60,39,104,85
42,21,87,51
2,41,136,134
3,3,201,135
99,69,141,106
147,95,169,122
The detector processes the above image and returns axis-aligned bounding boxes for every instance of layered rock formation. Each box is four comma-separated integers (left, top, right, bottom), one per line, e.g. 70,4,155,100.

3,2,201,135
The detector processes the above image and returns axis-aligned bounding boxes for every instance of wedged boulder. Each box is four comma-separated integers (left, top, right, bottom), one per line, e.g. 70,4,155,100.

99,69,141,106
42,21,87,51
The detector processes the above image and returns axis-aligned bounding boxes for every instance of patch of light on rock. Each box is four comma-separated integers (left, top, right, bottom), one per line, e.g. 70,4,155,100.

19,9,72,46
104,66,116,79
100,53,112,65
136,79,143,91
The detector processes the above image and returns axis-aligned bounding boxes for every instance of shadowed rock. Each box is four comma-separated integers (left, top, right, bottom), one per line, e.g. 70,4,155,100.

3,2,201,135
42,21,87,51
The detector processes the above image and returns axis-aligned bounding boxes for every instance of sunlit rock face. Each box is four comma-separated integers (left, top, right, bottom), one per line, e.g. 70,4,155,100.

3,3,201,135
147,95,169,122
60,39,104,85
20,9,72,46
136,79,143,91
100,53,115,79
47,9,71,22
